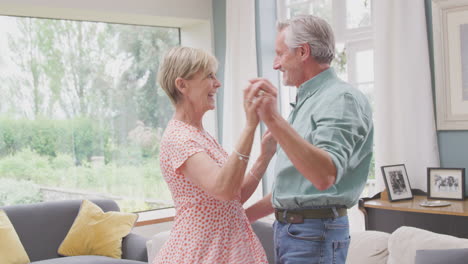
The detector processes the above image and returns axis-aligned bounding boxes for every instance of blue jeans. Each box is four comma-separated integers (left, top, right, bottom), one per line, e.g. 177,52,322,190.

273,216,350,264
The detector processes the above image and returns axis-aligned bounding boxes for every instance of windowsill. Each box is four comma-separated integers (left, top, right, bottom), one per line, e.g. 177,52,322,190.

135,207,176,227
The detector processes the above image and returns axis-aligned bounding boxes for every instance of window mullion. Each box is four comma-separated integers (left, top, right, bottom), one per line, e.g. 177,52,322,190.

276,0,288,21
332,0,347,42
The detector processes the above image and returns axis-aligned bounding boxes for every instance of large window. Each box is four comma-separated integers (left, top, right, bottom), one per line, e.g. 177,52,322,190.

277,0,376,195
0,15,180,212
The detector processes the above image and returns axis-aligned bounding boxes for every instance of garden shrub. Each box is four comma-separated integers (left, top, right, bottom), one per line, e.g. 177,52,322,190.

0,117,110,164
0,118,171,212
51,153,75,169
29,119,59,157
0,178,42,206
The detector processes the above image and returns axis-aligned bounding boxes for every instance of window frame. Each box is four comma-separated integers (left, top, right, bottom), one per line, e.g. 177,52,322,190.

0,2,216,224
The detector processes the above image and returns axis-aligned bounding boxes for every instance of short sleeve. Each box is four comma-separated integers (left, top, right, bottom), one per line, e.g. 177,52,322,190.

167,139,205,173
309,92,372,184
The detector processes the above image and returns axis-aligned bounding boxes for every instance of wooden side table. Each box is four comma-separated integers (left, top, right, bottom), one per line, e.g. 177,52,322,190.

359,191,468,238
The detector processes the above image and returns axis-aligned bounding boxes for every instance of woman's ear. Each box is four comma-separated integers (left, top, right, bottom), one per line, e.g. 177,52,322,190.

175,77,186,94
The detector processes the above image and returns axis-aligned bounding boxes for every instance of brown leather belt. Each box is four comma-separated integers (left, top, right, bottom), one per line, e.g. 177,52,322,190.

275,207,347,224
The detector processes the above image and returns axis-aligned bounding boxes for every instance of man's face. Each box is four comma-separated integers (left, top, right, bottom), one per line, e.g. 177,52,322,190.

273,30,303,87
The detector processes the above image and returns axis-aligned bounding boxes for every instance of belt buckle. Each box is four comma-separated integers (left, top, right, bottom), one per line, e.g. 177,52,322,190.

285,213,303,224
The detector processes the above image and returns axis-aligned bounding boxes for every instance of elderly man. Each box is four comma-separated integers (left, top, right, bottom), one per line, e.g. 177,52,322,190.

246,15,374,264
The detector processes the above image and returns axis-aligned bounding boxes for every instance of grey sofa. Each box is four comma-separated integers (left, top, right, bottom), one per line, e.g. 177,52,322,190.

0,199,148,264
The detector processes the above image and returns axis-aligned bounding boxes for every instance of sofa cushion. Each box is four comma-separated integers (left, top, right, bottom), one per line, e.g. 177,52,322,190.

147,230,170,263
121,233,149,262
346,230,390,264
58,200,138,259
0,199,119,262
415,248,468,264
388,226,468,264
0,210,30,264
32,255,146,264
251,220,274,264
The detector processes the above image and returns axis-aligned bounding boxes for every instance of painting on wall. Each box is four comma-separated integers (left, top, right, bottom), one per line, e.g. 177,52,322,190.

432,0,468,130
463,24,468,101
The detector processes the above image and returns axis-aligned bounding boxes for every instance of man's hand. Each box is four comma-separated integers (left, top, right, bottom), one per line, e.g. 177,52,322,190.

248,78,280,124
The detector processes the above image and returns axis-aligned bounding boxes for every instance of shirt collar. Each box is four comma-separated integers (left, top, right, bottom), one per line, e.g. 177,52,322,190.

296,67,337,102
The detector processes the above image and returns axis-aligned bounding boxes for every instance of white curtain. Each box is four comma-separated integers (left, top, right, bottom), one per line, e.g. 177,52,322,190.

222,0,258,151
222,0,262,205
374,0,440,192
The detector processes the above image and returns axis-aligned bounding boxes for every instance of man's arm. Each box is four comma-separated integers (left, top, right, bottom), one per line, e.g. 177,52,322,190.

245,193,275,223
263,114,336,190
250,78,336,190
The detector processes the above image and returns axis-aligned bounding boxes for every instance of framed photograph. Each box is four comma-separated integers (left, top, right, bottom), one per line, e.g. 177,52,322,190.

427,167,465,200
432,0,468,129
381,164,413,201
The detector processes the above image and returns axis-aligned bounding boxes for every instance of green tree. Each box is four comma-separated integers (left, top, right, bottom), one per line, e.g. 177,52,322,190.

7,18,49,118
3,17,180,162
53,21,111,118
106,25,178,141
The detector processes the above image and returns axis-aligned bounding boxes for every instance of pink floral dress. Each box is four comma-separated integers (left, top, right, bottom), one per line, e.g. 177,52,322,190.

153,119,268,264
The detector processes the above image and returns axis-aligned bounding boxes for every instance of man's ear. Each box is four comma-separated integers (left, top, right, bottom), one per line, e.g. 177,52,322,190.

175,77,186,94
299,43,311,61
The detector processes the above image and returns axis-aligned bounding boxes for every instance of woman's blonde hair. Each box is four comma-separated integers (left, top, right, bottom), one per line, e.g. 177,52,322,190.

158,46,218,105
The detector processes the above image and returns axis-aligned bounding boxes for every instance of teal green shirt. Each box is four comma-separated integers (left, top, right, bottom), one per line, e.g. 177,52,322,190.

272,68,373,209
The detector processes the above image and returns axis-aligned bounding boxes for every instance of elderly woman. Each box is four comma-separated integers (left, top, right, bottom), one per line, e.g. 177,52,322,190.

153,46,274,264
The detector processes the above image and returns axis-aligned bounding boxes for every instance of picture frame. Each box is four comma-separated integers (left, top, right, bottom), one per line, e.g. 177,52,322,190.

427,167,465,200
432,0,468,129
381,164,413,201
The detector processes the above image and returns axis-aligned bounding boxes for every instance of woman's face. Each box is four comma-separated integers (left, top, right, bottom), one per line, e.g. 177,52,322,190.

183,70,221,113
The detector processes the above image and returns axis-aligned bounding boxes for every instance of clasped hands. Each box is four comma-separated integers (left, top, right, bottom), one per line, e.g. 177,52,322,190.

243,78,279,125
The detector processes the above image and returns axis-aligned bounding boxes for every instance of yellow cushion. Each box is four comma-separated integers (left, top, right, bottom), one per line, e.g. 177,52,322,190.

0,210,30,264
58,200,138,259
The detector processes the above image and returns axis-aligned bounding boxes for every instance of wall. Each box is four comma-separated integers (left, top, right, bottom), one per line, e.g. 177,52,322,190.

425,0,468,195
0,0,212,23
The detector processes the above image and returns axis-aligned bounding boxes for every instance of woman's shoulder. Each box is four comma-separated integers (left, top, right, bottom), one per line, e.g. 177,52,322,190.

162,120,189,141
161,119,203,146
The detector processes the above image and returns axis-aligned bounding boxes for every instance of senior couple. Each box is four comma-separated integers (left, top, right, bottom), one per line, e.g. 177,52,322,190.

153,15,373,264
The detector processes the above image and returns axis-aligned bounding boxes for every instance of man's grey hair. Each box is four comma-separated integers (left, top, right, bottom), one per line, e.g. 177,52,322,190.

277,15,335,64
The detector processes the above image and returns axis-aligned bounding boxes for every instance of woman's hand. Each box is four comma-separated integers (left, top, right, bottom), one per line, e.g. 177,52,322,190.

243,84,261,129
